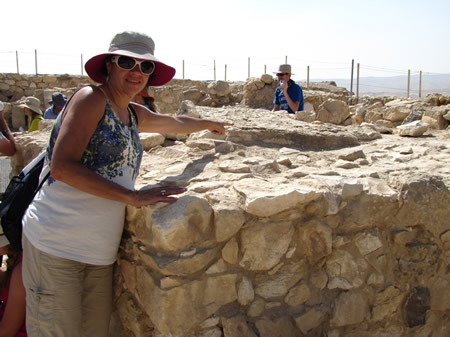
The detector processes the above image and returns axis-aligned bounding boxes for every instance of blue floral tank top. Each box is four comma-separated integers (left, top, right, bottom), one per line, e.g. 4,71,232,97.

23,91,143,265
46,97,142,183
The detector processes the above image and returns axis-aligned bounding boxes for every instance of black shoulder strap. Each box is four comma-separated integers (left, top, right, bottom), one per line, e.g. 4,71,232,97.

128,104,138,126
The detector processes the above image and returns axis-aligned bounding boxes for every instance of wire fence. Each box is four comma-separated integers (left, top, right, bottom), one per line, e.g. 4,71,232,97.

1,49,448,98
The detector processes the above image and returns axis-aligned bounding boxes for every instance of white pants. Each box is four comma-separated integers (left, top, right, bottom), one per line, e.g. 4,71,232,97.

22,235,113,337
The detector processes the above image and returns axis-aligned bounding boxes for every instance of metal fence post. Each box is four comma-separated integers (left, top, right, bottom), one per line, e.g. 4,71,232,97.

350,59,354,97
419,71,422,98
81,54,84,76
356,63,360,104
407,69,411,98
16,51,19,74
307,66,310,89
35,49,38,75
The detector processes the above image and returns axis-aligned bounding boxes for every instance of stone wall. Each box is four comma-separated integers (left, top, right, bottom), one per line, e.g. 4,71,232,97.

2,73,448,134
11,102,450,337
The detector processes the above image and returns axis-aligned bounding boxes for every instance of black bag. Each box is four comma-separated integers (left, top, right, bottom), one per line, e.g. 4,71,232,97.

0,152,49,250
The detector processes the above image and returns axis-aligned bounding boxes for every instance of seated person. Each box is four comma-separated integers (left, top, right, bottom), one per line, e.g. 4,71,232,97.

44,93,67,120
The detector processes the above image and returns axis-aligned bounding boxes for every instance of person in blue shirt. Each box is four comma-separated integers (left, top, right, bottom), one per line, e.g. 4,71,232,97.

272,64,304,114
44,92,67,119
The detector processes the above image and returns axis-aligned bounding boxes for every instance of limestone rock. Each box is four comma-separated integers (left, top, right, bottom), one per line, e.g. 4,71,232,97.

145,195,214,252
182,89,203,105
246,298,265,318
397,120,429,136
207,81,231,97
337,148,366,161
205,187,245,242
297,218,332,259
371,286,405,322
284,281,311,306
177,100,200,118
294,307,325,334
331,291,369,327
383,101,411,122
221,316,257,337
136,266,238,337
221,238,239,265
422,106,449,129
316,98,350,124
239,220,294,271
260,74,273,84
139,247,218,277
139,132,165,151
254,261,308,299
238,276,255,306
354,232,383,256
255,318,297,337
326,250,365,289
233,178,323,217
429,276,450,311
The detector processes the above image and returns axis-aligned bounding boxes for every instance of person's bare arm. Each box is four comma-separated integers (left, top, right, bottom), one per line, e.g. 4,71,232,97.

133,103,231,136
50,87,186,207
0,261,26,337
0,110,16,156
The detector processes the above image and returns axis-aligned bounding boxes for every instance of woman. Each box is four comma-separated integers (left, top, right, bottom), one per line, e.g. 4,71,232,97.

18,97,44,133
0,102,16,156
0,229,27,337
21,31,230,337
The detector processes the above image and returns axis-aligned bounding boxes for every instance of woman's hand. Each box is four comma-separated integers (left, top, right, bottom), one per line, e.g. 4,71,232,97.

208,121,233,135
129,185,187,207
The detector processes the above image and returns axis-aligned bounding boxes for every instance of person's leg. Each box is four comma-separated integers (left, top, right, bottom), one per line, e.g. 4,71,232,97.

82,263,113,337
22,235,83,337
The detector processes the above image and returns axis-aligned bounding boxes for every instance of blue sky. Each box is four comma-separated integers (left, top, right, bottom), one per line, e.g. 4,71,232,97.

1,0,449,81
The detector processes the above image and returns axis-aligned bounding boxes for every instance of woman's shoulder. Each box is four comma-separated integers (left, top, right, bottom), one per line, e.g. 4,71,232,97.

73,85,107,102
65,85,107,116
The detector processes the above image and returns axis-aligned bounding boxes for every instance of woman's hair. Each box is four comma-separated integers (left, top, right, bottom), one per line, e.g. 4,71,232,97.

100,55,113,79
143,96,157,112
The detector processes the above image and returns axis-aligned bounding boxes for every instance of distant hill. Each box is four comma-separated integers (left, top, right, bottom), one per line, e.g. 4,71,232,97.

309,74,450,98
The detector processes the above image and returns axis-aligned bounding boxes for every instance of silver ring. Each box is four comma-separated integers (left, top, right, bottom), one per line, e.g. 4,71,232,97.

161,189,166,196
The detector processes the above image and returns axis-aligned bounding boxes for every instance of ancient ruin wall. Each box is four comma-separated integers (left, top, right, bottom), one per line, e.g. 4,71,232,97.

110,108,450,337
5,73,450,337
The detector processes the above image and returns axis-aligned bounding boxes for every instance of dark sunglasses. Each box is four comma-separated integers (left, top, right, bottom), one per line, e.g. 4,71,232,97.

277,73,289,76
111,55,155,75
